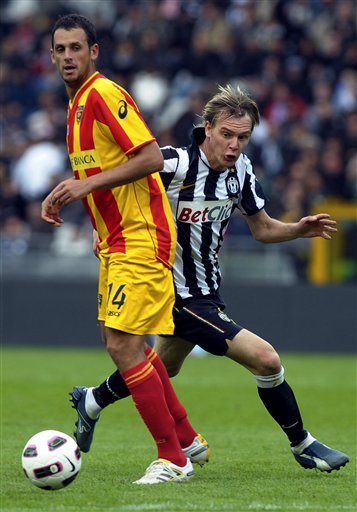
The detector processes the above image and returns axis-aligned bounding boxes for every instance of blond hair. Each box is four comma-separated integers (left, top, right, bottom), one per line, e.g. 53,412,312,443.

202,84,260,129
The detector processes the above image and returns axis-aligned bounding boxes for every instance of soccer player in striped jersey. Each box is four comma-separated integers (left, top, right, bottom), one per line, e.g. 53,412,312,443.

41,13,207,485
69,84,349,473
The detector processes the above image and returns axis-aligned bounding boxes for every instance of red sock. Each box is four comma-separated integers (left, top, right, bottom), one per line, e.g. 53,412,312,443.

145,347,197,448
121,360,187,466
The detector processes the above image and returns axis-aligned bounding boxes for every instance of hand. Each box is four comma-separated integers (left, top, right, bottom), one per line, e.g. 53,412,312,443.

41,193,64,227
49,177,92,206
41,177,92,227
297,213,337,240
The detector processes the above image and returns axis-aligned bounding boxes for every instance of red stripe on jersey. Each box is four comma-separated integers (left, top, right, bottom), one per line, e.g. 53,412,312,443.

67,73,100,154
113,85,154,134
67,104,75,154
113,84,138,109
90,89,133,152
85,168,126,252
73,170,97,229
148,175,172,264
79,95,95,150
92,190,126,253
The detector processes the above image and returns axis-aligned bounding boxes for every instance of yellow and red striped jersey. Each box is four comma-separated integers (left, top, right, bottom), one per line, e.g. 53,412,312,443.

66,72,176,268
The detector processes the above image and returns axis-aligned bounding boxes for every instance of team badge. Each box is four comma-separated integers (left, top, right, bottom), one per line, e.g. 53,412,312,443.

218,309,234,323
226,175,239,195
76,105,84,123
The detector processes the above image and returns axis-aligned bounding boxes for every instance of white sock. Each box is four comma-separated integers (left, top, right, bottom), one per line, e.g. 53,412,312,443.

255,367,285,388
291,432,315,454
85,387,102,419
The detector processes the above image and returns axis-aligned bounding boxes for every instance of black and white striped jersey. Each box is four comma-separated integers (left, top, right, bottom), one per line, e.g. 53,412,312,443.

160,127,266,301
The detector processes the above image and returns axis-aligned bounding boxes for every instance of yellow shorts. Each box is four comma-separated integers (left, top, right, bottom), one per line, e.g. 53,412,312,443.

97,252,175,335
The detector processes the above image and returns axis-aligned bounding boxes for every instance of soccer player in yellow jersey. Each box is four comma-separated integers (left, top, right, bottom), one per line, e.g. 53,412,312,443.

41,13,209,484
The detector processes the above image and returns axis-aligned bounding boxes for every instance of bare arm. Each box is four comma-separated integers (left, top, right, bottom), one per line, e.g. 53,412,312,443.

246,209,337,243
41,141,163,226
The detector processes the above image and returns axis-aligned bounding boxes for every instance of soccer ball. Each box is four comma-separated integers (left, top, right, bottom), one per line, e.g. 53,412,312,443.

21,430,82,490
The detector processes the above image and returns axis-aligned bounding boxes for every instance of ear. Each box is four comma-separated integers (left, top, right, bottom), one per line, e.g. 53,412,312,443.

90,43,99,62
204,121,212,138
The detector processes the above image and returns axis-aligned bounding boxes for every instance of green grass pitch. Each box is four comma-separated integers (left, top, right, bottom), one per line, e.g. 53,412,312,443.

1,347,356,512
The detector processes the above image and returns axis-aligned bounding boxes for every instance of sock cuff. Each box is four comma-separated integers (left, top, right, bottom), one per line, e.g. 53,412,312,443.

145,346,157,362
291,431,315,454
255,366,285,388
122,360,154,389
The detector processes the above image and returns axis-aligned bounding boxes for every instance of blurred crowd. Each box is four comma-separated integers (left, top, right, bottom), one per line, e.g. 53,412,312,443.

1,0,356,275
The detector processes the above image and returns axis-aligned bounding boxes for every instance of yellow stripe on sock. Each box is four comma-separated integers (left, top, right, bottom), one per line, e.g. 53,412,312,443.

125,362,154,387
146,348,157,363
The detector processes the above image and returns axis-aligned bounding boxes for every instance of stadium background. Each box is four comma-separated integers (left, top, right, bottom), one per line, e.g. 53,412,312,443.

1,0,356,351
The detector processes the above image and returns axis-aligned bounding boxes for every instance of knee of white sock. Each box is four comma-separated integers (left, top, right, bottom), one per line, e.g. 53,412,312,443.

255,367,285,388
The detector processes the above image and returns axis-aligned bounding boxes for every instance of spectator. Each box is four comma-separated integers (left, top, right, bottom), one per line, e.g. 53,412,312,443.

0,0,355,281
11,138,67,204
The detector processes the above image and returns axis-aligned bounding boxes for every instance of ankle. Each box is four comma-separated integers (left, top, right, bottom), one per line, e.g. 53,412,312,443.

291,432,315,453
86,387,102,419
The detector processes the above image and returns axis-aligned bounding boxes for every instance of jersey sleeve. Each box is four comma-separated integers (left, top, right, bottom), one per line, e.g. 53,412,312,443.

160,146,181,190
237,155,266,215
92,81,155,155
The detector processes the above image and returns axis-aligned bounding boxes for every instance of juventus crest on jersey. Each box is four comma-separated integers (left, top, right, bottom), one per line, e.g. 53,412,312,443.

160,127,266,301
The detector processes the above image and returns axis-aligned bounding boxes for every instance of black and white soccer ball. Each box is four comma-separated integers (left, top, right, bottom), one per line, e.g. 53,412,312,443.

22,430,82,490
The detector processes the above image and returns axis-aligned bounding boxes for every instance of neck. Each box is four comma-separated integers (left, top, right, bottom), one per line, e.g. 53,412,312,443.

66,85,77,101
65,70,97,100
200,141,209,159
200,142,215,170
199,142,226,172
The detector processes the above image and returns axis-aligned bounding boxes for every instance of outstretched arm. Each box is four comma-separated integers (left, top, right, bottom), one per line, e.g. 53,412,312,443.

246,209,337,244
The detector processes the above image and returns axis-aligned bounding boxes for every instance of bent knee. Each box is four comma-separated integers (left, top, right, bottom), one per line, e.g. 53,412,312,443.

163,360,182,378
255,347,281,375
154,336,191,378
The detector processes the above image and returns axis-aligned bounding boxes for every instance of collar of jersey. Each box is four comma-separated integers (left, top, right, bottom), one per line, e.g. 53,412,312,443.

198,148,231,175
69,71,101,107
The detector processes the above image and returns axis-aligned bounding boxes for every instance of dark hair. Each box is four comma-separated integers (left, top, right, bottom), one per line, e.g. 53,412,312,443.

51,14,97,48
202,84,260,130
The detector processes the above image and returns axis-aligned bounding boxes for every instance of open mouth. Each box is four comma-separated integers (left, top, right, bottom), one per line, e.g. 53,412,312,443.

63,65,76,74
224,155,237,162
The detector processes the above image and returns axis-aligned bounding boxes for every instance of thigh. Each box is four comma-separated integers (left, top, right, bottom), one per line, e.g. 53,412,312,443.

99,253,175,336
154,335,194,377
226,329,281,375
104,327,146,372
98,253,108,323
173,300,242,356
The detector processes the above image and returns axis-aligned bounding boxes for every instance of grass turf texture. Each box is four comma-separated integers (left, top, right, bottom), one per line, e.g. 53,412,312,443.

1,347,355,512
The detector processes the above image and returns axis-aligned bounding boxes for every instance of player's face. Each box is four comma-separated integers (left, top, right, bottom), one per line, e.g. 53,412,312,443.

203,114,253,171
51,28,98,95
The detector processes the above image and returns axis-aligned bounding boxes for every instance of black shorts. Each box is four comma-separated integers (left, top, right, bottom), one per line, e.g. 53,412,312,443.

172,297,242,356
